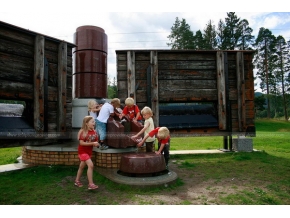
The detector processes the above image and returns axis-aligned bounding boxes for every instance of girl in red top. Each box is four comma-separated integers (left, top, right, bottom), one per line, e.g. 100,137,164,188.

137,127,170,169
75,116,100,190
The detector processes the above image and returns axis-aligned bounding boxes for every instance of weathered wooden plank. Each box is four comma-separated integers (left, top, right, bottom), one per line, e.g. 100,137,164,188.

0,25,34,45
229,89,254,101
216,51,227,130
0,52,34,83
57,42,67,133
127,51,136,99
117,70,127,81
48,86,72,102
135,52,150,61
236,52,246,131
151,51,159,127
159,89,217,102
116,52,127,61
158,52,216,61
34,35,45,132
0,37,34,58
0,80,33,100
158,70,217,80
158,60,216,70
159,79,216,89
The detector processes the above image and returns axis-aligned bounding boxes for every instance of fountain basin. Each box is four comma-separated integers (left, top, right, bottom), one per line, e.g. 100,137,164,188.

119,153,166,175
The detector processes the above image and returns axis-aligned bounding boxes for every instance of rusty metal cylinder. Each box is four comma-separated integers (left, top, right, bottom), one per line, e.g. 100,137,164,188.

73,25,107,98
119,153,166,174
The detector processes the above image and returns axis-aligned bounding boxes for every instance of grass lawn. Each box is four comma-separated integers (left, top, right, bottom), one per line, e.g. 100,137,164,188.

0,118,289,205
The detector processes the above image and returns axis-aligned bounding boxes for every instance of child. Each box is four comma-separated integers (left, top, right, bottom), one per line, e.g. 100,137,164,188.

119,97,142,123
137,127,170,169
96,98,121,150
131,106,155,152
75,116,100,190
88,100,102,129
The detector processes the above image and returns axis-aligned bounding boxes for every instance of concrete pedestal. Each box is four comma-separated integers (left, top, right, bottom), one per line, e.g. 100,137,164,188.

232,137,253,152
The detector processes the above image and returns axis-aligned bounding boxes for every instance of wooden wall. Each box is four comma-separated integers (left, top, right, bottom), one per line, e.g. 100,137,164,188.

116,50,255,136
0,21,75,147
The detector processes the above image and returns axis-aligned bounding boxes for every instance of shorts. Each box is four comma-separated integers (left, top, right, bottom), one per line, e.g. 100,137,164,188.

78,153,91,161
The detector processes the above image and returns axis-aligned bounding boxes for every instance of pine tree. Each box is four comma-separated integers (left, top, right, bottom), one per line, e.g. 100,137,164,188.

203,20,217,50
274,36,289,120
167,17,195,49
254,27,276,118
193,30,205,50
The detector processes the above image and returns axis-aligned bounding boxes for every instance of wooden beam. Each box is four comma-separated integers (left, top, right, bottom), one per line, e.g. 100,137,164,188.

151,51,159,127
216,51,226,130
34,35,45,132
57,42,67,133
127,51,136,100
236,52,246,131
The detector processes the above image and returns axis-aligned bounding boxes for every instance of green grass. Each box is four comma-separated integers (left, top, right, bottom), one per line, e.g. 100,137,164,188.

0,147,22,165
0,118,289,205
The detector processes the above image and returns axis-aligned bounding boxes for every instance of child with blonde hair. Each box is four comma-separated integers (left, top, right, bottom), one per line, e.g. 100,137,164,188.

96,98,121,150
75,116,100,190
131,106,155,152
88,100,102,129
119,97,142,123
137,127,170,169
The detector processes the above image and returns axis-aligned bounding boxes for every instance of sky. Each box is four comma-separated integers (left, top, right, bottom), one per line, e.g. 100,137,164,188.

1,0,290,92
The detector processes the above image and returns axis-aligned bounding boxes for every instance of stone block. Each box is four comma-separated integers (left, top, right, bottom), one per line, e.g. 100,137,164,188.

232,138,253,152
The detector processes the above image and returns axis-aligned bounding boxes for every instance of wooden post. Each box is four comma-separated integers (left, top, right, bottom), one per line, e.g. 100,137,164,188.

34,35,45,132
127,51,136,101
216,51,226,130
57,42,67,134
151,51,159,127
236,52,246,132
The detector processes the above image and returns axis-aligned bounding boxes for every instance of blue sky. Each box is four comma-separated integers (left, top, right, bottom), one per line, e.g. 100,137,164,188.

1,1,289,91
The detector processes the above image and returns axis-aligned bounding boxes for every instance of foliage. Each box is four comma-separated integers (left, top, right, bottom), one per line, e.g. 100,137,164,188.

167,17,195,49
107,77,118,99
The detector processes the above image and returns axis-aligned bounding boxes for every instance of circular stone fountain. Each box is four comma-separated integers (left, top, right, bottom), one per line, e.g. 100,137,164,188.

96,152,178,188
118,153,167,177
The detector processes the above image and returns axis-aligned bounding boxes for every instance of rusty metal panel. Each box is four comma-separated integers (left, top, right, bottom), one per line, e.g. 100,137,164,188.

74,25,107,52
74,73,107,98
74,50,107,72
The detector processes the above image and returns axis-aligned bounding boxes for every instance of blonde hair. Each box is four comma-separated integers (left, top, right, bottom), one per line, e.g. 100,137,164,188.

78,116,94,139
157,127,170,139
88,100,97,111
125,97,134,106
141,106,153,116
111,98,120,108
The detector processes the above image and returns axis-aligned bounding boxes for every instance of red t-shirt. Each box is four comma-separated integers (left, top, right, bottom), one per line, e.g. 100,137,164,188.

78,129,98,156
122,105,142,121
148,127,170,144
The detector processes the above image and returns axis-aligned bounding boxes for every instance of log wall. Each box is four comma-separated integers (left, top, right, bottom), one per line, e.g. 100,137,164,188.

116,50,255,136
0,21,75,148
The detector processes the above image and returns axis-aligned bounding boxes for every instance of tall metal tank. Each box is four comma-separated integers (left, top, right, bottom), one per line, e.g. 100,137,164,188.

73,25,108,98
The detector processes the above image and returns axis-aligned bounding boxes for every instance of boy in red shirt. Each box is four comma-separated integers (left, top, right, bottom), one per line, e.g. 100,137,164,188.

119,97,142,123
137,127,170,169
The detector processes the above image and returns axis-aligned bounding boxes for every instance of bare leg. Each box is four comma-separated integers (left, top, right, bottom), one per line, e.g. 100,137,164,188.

85,159,95,185
75,161,86,182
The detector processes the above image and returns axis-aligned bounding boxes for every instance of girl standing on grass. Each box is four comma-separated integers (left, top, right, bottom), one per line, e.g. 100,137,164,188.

75,116,100,190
